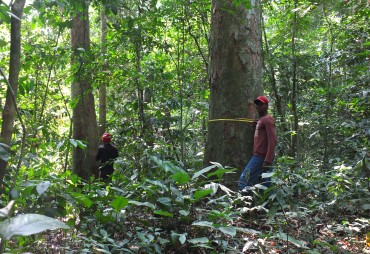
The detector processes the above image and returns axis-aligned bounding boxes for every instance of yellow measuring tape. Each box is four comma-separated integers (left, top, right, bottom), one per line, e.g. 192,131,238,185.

209,118,256,123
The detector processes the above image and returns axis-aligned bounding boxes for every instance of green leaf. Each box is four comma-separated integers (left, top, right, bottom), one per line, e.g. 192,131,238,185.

188,237,209,244
171,232,186,244
70,193,93,208
0,214,69,240
207,168,233,179
36,181,51,195
154,210,173,218
193,189,213,200
76,140,86,149
69,139,78,148
0,143,10,162
0,39,7,47
179,210,190,216
146,179,169,191
192,221,214,228
192,165,217,180
172,171,190,185
110,196,129,211
129,200,156,210
277,232,308,248
218,226,236,237
157,197,172,207
363,204,370,210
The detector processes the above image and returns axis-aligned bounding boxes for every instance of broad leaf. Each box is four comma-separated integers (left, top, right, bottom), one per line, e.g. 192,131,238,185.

36,181,51,195
188,237,209,244
154,210,173,218
172,172,190,185
110,196,129,211
171,232,186,244
218,226,236,237
157,197,172,207
70,193,93,208
193,189,213,200
0,214,69,240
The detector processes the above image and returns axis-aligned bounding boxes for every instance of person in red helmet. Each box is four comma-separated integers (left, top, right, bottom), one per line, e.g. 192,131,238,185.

95,133,119,181
238,96,277,193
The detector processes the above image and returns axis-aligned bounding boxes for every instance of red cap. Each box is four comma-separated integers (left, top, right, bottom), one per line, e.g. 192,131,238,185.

102,133,111,143
254,96,269,104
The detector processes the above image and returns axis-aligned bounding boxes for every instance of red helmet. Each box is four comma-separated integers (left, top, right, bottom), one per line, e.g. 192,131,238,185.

102,133,111,143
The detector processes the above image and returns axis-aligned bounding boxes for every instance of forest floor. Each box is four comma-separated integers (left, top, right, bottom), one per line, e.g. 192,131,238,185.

237,204,370,254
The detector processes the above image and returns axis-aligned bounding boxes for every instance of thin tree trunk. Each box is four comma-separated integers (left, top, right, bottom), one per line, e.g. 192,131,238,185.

0,0,26,187
204,0,263,190
71,0,99,180
290,0,299,158
99,6,107,136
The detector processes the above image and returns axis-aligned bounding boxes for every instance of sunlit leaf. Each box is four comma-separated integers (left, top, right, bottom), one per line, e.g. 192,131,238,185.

0,214,69,240
192,165,217,180
192,221,214,228
36,181,51,195
0,200,15,218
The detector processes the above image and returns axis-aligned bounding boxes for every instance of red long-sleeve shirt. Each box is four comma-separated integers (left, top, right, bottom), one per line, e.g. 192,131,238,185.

253,114,277,163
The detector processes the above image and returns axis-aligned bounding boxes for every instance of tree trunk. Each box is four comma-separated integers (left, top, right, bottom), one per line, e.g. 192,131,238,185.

99,6,107,136
71,0,99,180
0,0,26,186
290,0,299,158
204,0,263,190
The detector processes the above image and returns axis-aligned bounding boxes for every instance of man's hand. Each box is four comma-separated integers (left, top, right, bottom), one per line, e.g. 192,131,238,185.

262,161,272,171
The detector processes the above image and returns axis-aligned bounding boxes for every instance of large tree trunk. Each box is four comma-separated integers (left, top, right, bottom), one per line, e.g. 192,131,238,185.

204,0,263,190
0,0,26,186
71,0,99,180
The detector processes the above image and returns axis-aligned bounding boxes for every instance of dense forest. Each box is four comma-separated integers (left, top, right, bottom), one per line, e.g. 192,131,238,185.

0,0,369,253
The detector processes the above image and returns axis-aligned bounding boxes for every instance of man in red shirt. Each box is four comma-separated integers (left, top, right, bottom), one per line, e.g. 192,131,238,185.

238,96,277,192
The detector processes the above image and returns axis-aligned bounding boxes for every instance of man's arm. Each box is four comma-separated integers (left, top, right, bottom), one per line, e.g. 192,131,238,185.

95,147,102,161
263,117,277,166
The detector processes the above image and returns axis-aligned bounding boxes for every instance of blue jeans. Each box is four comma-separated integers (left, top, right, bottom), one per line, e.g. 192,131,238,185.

238,155,271,191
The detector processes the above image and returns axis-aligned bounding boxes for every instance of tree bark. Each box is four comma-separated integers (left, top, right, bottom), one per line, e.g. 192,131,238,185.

290,0,299,158
204,0,263,190
71,0,99,180
99,6,107,136
0,0,26,186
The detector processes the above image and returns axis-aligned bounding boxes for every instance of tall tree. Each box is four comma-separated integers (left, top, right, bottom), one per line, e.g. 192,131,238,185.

70,0,99,180
0,0,26,187
99,4,107,136
204,0,263,189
